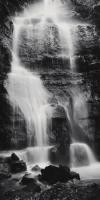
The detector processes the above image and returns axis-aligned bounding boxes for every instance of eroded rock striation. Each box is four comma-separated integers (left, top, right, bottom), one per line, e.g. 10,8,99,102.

0,0,100,160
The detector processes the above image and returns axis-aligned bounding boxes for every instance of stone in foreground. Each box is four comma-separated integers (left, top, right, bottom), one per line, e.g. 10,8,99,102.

39,165,80,184
7,153,27,173
21,174,41,193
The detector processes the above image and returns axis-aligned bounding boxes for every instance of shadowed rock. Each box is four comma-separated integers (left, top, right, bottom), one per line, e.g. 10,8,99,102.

6,153,27,173
21,174,41,192
39,165,80,184
32,165,41,172
49,105,71,165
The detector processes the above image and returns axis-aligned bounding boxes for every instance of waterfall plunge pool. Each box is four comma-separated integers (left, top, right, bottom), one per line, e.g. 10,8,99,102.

72,163,100,180
0,148,100,180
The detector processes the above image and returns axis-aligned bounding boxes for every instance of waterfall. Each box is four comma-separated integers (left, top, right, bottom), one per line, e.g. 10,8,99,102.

43,0,75,69
6,12,53,164
41,0,97,168
61,92,96,167
70,143,96,167
4,0,97,170
62,92,97,167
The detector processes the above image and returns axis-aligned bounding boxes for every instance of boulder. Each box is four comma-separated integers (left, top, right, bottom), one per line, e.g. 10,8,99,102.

39,165,80,184
21,174,36,185
21,174,41,192
9,160,27,174
6,153,27,173
10,153,19,162
0,160,11,180
32,165,41,172
70,171,80,180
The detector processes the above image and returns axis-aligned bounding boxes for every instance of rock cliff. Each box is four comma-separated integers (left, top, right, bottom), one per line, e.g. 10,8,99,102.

0,0,100,160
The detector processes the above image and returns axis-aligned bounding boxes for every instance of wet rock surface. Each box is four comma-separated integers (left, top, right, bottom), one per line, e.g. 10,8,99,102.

70,0,99,21
35,182,100,200
49,105,71,165
8,154,27,173
39,165,80,184
0,153,27,174
0,0,100,176
1,178,100,200
0,161,99,200
9,160,27,173
32,165,41,172
0,1,100,199
20,174,41,192
0,171,11,180
0,0,99,160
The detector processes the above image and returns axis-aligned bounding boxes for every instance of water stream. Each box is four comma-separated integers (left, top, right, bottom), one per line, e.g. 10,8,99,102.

6,0,77,166
6,3,54,165
4,0,100,178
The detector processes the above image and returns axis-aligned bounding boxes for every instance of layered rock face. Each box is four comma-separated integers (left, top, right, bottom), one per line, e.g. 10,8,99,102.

0,0,34,149
70,0,100,156
0,0,100,160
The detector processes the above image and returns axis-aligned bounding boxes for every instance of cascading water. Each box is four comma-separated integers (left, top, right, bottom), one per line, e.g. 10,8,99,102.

62,93,96,167
43,0,75,69
70,143,96,167
6,10,53,165
3,0,98,177
42,0,97,169
5,0,76,166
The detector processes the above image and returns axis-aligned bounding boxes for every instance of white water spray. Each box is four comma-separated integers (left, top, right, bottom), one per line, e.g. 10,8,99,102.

63,93,97,168
70,143,96,167
6,14,53,164
4,0,97,174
